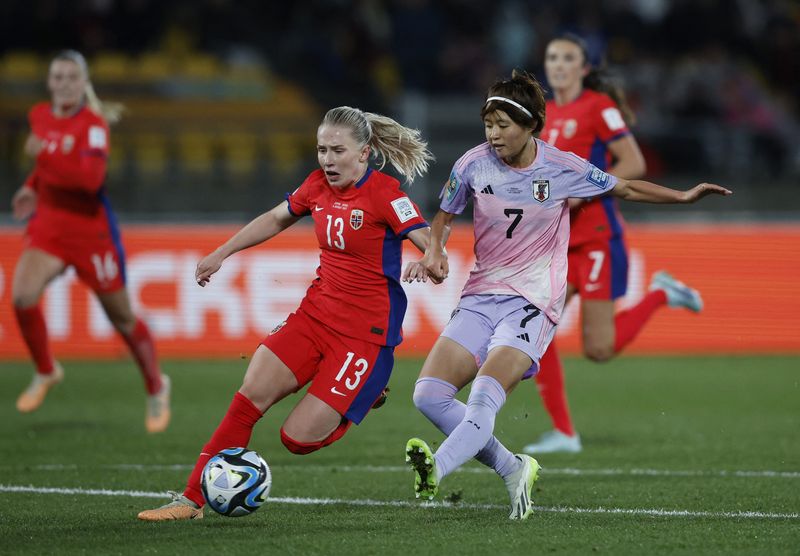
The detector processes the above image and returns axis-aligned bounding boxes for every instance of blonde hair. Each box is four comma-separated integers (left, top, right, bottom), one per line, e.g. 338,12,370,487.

321,106,434,184
52,50,125,124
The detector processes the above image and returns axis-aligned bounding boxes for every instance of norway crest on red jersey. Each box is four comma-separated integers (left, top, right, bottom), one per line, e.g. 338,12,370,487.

349,209,364,230
533,179,550,202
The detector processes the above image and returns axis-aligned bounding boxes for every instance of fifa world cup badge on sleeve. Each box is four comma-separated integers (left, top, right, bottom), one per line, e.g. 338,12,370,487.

88,126,107,149
586,164,611,189
601,107,626,131
533,179,550,202
444,171,460,201
391,198,418,223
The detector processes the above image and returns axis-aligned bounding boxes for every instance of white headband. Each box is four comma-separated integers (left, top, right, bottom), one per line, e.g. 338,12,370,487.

485,96,533,118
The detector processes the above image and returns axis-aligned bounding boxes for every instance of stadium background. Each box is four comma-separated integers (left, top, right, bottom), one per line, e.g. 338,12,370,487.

1,0,799,359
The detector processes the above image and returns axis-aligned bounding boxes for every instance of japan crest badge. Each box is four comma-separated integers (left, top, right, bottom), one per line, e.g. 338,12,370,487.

349,209,364,230
533,179,550,202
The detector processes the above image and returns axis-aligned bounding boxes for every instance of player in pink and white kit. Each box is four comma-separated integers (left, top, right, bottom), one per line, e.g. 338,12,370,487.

402,70,730,520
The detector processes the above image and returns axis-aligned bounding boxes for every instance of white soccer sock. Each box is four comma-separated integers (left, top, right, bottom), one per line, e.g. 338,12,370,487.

413,377,519,479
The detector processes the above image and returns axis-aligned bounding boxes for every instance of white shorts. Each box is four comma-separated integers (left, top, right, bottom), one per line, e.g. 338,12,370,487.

440,294,557,379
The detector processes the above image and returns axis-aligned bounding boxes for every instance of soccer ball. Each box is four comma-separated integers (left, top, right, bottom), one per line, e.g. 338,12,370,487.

201,447,271,517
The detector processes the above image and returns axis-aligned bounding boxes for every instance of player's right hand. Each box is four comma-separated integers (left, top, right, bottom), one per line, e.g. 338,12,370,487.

682,182,732,203
195,252,224,287
420,249,449,282
11,186,36,220
24,134,45,158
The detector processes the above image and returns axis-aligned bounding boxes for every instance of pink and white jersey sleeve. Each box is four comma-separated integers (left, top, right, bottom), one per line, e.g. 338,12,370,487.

441,140,617,324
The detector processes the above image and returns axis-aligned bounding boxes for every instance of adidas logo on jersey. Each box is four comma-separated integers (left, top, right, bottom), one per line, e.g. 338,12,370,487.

516,333,530,343
480,185,494,195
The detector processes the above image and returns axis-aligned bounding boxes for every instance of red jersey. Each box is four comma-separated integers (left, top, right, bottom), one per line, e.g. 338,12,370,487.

542,89,629,246
24,102,117,243
286,168,428,346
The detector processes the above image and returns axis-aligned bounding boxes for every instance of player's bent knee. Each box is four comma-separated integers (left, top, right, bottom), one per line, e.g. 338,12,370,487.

412,395,441,421
279,418,353,455
412,387,435,413
412,378,455,417
583,344,614,362
12,292,39,309
280,428,322,455
107,312,137,336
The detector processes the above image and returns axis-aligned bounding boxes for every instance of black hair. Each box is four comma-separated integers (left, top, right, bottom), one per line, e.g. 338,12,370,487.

481,69,546,134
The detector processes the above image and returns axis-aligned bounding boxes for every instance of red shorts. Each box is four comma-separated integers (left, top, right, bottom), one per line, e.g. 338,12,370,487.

567,236,628,301
262,308,394,424
26,230,126,293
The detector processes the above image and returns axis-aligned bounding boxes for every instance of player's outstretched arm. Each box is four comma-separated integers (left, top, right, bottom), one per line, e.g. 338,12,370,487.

196,201,300,286
611,179,732,204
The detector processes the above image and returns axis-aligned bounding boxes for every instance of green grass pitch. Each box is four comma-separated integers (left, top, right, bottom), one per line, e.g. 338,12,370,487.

1,355,798,555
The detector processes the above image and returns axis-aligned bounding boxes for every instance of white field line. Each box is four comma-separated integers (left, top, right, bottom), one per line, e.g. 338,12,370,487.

0,484,797,521
20,463,800,479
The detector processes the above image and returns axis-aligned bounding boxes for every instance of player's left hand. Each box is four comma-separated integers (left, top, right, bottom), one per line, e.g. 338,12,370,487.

682,183,732,203
402,261,443,284
402,261,427,283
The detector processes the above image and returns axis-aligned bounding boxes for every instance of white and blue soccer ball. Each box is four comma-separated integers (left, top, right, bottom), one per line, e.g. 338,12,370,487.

201,447,271,517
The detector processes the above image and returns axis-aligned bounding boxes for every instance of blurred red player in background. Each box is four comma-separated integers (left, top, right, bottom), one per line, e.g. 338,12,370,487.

10,50,170,433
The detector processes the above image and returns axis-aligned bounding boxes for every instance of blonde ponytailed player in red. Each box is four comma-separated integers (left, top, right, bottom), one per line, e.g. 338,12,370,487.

524,35,707,454
138,106,435,521
11,50,170,433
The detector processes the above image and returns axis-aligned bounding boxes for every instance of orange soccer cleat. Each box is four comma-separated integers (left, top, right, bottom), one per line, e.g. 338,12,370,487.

137,491,203,521
16,362,64,413
145,374,171,433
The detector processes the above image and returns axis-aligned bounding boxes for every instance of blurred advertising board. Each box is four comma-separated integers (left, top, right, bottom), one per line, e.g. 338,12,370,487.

1,224,798,359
